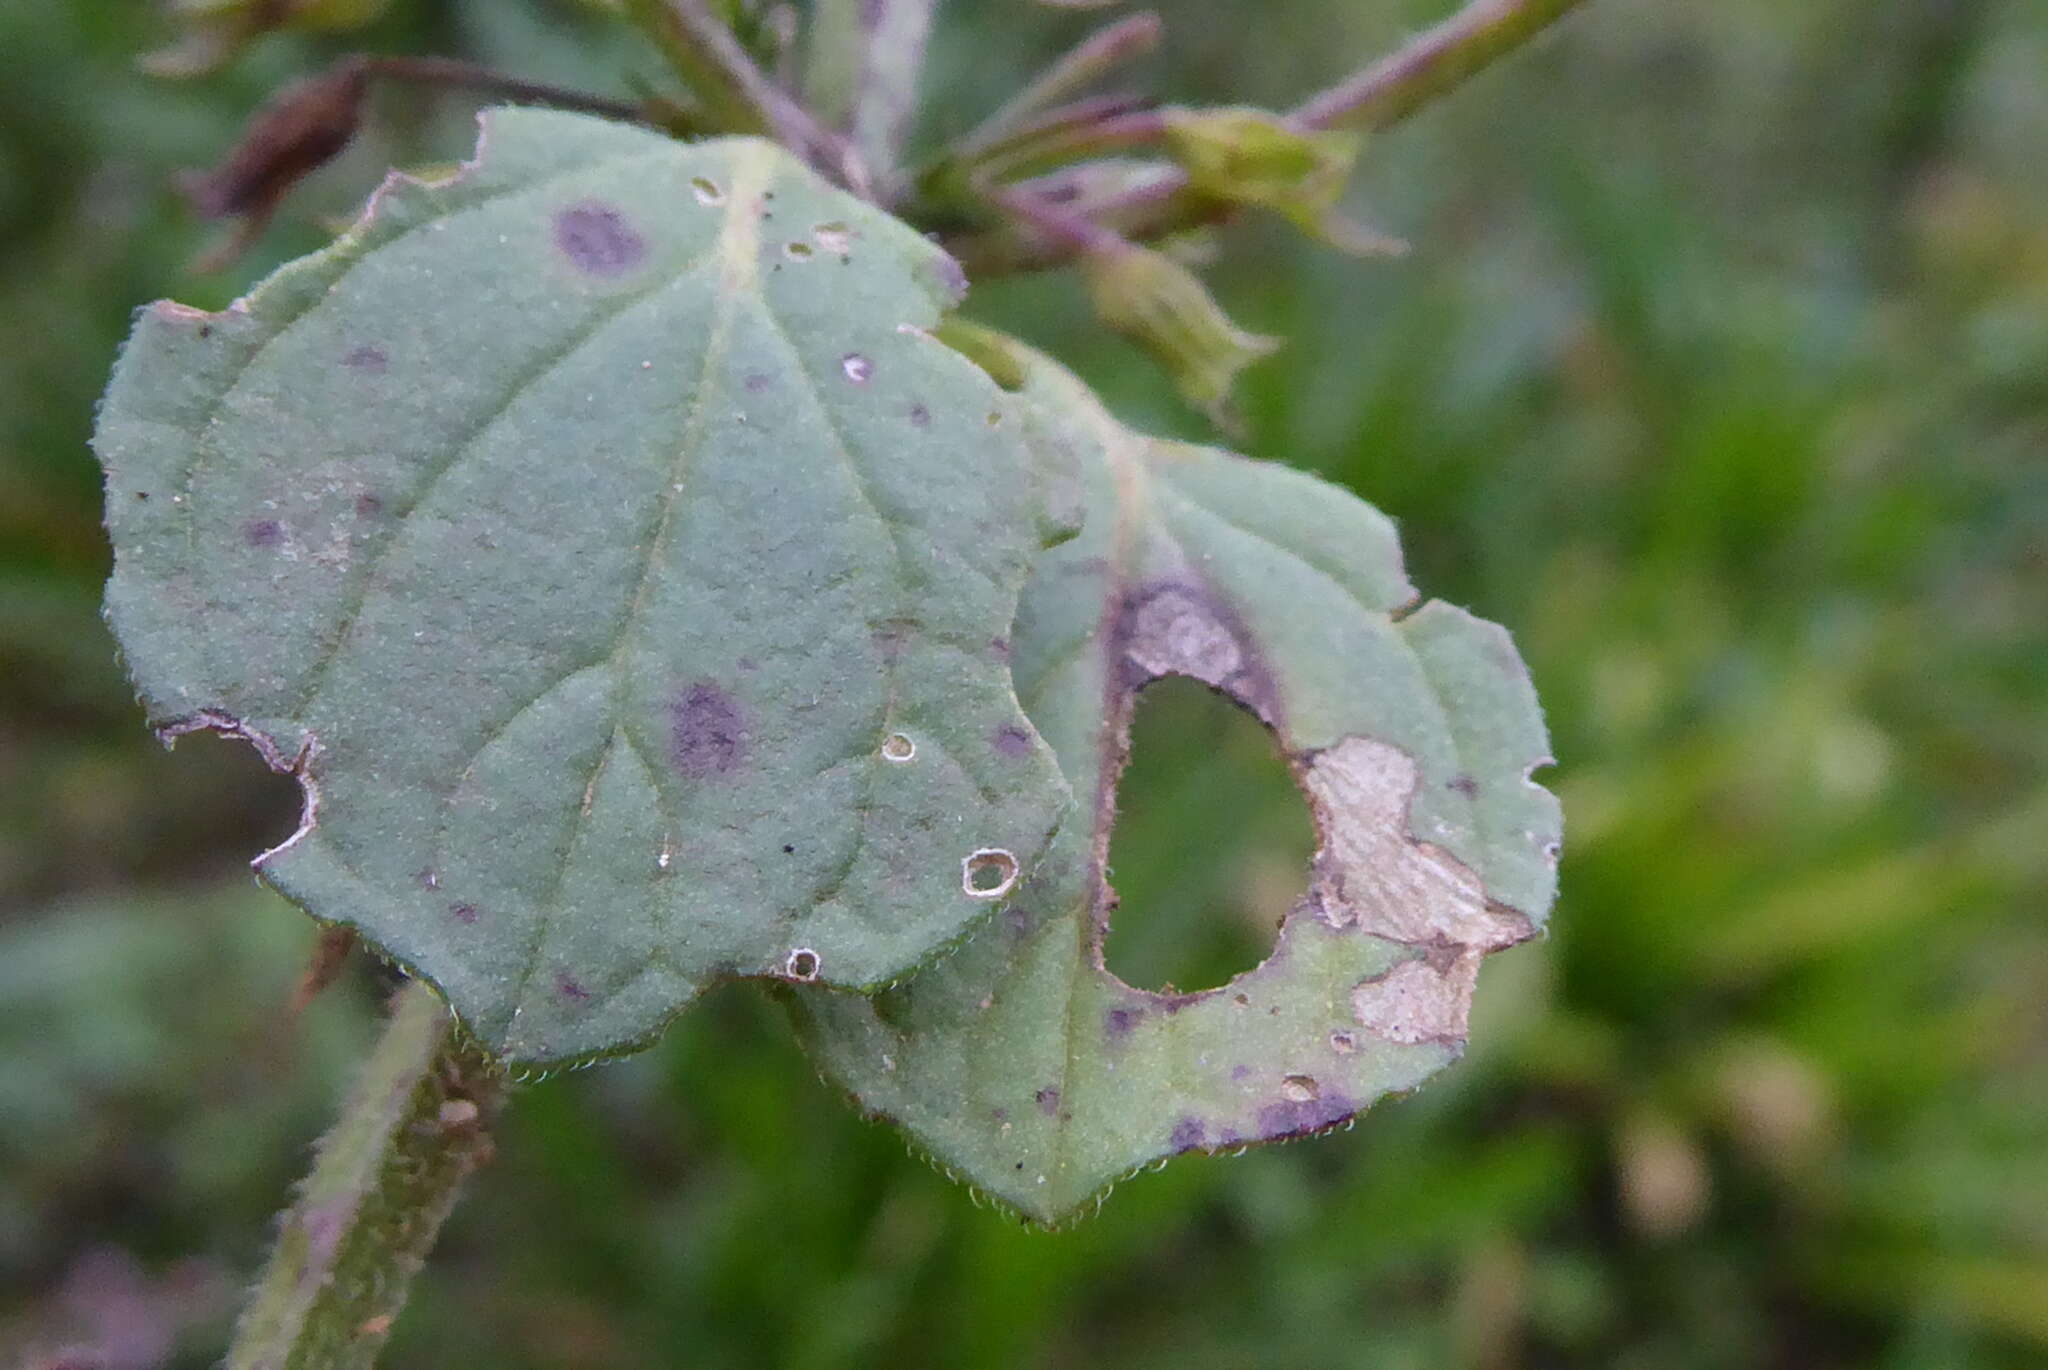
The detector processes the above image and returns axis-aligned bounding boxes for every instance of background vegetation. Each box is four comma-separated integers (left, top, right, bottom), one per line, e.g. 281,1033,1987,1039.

3,1,2044,1366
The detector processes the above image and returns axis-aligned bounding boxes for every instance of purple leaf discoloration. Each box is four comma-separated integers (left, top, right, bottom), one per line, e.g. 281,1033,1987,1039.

991,724,1034,759
1254,1090,1356,1140
668,682,748,779
553,201,646,276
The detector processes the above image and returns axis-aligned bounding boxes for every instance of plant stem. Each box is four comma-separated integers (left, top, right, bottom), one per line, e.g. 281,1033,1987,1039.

227,979,504,1370
954,10,1163,157
971,107,1169,184
632,0,866,191
802,0,866,132
359,56,647,123
848,0,938,196
1289,0,1591,132
941,0,1590,275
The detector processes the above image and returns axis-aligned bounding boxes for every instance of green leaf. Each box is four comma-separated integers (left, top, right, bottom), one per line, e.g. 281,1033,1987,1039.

95,109,1073,1068
793,330,1560,1223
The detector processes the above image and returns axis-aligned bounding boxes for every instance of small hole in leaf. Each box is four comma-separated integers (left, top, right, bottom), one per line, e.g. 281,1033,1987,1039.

785,240,814,260
813,221,853,254
785,948,820,980
1103,675,1313,992
962,849,1019,899
691,176,724,205
1281,1074,1319,1103
880,732,915,762
842,353,874,383
1330,1031,1358,1054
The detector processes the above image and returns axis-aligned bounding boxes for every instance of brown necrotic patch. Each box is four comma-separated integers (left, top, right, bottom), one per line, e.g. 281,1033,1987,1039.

1115,580,1282,725
1294,735,1537,1047
1303,736,1532,951
1350,953,1480,1046
668,682,748,778
553,201,646,275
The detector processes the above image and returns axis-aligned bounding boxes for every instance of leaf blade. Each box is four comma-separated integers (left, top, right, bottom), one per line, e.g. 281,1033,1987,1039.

794,332,1560,1222
97,110,1071,1066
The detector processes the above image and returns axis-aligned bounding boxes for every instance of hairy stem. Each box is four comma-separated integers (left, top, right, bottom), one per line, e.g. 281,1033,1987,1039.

227,980,504,1370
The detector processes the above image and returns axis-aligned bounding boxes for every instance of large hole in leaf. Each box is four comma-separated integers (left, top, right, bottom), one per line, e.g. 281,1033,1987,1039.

1103,676,1315,993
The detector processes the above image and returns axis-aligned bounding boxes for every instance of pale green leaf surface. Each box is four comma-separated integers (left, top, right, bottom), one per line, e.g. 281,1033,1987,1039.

95,109,1072,1066
794,334,1560,1223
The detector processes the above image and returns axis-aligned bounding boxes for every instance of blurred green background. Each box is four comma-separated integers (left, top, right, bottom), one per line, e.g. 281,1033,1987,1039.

3,1,2045,1366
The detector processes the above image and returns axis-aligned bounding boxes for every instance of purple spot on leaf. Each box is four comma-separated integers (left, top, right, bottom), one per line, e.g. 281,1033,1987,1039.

343,344,388,373
991,724,1034,759
556,973,591,1003
449,902,480,925
1254,1091,1356,1140
1169,1117,1206,1152
908,403,931,427
1105,1007,1141,1038
355,493,384,518
669,682,748,778
243,518,283,548
744,372,772,393
1448,774,1480,798
554,202,646,275
1035,1087,1060,1116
